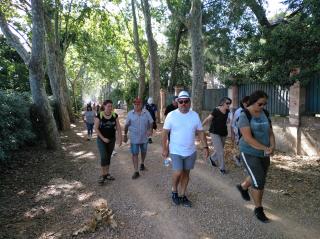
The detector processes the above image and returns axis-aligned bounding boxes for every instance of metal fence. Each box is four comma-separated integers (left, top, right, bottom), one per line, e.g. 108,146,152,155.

238,84,289,116
305,77,320,114
202,88,228,111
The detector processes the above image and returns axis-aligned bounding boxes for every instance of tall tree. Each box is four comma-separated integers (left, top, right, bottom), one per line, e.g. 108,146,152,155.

0,0,60,149
141,0,160,108
188,0,204,113
131,0,146,99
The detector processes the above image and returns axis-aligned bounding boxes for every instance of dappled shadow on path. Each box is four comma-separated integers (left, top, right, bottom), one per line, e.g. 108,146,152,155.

0,109,319,239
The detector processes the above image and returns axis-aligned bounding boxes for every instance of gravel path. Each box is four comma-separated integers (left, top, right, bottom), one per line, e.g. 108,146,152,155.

0,109,319,239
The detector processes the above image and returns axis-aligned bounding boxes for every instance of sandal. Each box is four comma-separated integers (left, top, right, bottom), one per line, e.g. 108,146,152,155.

104,174,115,180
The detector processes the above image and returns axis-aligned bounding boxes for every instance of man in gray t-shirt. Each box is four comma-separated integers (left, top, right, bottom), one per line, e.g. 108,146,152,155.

124,97,153,179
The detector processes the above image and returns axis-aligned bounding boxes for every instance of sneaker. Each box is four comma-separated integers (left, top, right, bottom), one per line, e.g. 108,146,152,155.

180,195,192,207
148,138,153,144
140,163,145,171
236,184,250,201
111,151,117,157
254,207,269,222
208,156,217,167
98,176,105,185
132,172,140,179
171,192,180,206
220,169,226,175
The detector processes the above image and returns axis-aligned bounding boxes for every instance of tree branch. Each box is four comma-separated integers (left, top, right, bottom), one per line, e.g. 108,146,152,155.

0,11,30,64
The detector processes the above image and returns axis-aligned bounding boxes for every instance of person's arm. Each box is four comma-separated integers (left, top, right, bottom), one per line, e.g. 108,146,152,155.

202,114,213,126
268,126,276,154
115,117,122,146
94,117,110,143
196,130,209,159
162,129,170,158
240,127,269,151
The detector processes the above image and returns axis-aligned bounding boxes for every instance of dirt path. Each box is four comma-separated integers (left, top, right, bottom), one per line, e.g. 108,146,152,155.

1,109,319,239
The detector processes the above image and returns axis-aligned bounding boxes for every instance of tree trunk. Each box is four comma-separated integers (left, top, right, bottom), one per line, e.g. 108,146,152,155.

44,5,74,127
141,0,160,108
29,0,60,149
132,0,146,99
169,23,185,92
45,24,71,130
189,0,204,113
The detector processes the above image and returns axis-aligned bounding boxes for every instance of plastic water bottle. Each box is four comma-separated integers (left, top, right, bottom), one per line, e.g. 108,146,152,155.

163,157,172,167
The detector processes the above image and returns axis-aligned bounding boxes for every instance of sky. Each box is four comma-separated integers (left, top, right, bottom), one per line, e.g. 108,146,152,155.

266,0,286,17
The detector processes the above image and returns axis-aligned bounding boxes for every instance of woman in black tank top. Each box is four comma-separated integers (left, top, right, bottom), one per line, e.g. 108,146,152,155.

94,100,122,184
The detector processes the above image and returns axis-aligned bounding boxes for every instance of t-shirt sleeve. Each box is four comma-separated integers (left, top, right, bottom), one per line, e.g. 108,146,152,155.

211,108,218,117
238,112,250,129
163,113,172,130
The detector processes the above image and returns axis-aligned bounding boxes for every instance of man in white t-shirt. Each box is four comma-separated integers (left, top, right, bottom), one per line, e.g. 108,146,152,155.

162,91,209,207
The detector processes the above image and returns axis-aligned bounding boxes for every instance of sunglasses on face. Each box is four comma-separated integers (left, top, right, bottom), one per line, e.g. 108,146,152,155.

225,102,231,105
178,99,190,104
257,102,267,107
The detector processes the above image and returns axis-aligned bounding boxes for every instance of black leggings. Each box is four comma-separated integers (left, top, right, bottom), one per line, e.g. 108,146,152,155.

97,137,116,166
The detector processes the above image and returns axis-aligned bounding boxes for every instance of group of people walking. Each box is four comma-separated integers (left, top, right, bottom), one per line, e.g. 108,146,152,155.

86,89,275,223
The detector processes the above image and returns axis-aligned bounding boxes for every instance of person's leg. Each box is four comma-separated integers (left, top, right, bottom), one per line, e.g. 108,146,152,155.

211,134,225,171
140,143,148,170
97,138,107,184
86,123,91,140
170,154,183,205
130,144,140,179
219,136,227,171
104,139,116,179
89,123,94,137
180,170,190,196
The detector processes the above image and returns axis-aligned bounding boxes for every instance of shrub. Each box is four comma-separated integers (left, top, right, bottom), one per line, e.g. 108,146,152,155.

0,90,36,161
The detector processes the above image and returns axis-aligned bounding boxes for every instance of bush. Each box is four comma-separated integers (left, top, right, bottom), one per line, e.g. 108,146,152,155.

0,90,36,161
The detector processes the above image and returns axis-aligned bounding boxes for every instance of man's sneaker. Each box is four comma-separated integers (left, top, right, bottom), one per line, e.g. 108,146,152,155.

208,156,217,167
220,169,226,175
254,207,269,222
171,192,180,206
132,172,140,179
236,184,250,201
140,163,145,171
180,195,192,207
148,138,153,144
98,175,106,185
111,150,117,157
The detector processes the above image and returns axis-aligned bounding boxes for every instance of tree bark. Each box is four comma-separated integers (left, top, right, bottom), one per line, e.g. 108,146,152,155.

29,0,60,149
189,0,204,113
141,0,160,108
245,0,271,28
169,23,185,91
132,0,146,99
0,12,30,64
44,15,71,130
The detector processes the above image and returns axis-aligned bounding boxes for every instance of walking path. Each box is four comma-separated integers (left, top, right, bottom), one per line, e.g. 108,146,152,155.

0,109,319,239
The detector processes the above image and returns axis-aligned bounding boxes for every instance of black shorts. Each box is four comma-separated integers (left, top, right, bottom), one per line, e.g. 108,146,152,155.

240,152,270,190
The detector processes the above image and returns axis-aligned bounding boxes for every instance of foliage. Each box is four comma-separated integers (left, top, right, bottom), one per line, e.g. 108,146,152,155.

0,36,29,91
0,90,36,160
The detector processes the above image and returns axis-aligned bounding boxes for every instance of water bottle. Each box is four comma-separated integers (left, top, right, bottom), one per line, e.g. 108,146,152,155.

163,157,172,167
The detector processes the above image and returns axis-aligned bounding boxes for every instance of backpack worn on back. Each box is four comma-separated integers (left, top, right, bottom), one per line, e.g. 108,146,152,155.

236,108,270,143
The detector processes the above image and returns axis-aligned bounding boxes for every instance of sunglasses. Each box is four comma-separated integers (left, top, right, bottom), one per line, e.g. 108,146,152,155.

257,102,267,107
226,102,231,105
178,99,190,104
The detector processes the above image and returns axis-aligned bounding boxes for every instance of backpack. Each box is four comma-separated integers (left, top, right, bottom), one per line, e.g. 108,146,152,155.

235,108,270,144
